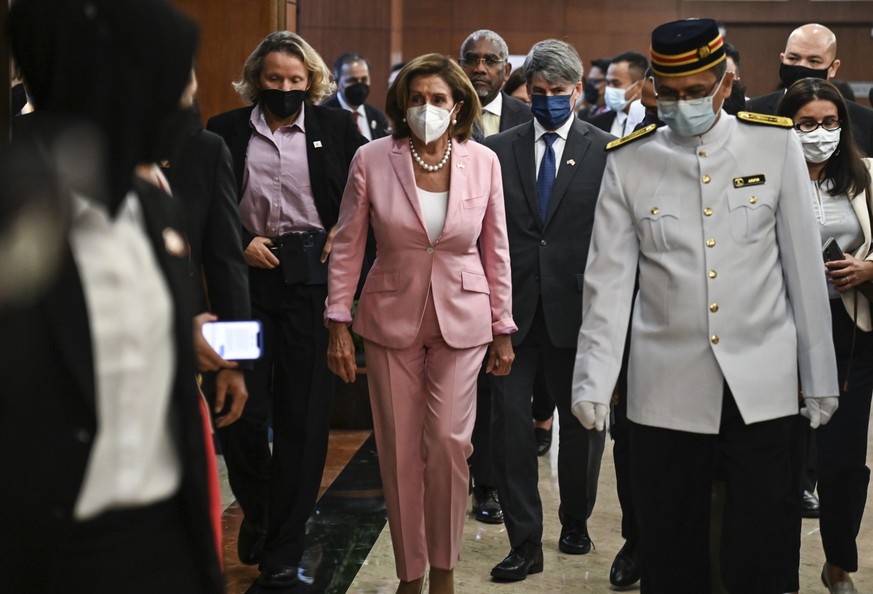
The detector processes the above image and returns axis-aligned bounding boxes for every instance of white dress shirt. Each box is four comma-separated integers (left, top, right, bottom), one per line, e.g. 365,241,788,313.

70,191,181,520
533,112,575,181
338,92,372,141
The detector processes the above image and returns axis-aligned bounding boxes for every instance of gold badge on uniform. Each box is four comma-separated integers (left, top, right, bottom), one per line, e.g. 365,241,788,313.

733,175,765,188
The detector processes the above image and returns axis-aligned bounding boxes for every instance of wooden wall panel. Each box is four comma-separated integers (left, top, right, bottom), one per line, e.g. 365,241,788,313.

172,0,282,121
171,0,872,123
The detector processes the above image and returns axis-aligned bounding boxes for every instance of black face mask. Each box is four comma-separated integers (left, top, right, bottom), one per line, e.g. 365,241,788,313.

779,62,830,88
11,83,28,114
583,81,600,105
343,82,370,107
261,88,306,120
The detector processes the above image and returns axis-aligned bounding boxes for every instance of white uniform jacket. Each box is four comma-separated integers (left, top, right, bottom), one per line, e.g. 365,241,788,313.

572,113,839,434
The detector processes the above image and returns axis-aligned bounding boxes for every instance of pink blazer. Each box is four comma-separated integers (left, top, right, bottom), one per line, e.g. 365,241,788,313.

327,136,515,349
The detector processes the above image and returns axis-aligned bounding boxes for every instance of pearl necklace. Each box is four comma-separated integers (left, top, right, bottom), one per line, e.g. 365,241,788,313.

409,138,451,173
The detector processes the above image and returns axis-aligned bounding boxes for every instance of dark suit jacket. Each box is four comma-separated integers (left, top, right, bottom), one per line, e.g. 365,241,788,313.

163,128,250,321
484,118,613,348
205,104,365,244
0,178,224,594
473,92,533,142
322,95,390,139
499,92,534,131
587,110,618,134
747,90,873,158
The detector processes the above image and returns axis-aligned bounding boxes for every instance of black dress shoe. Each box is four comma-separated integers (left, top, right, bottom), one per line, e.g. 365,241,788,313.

609,539,640,589
490,543,544,581
257,565,298,588
802,490,821,518
559,525,592,555
238,518,267,565
535,425,553,457
472,486,504,524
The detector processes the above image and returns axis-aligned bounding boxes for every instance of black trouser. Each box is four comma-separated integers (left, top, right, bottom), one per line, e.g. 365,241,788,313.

817,299,873,572
217,267,335,569
48,496,207,594
489,303,601,548
630,387,794,594
531,364,555,423
470,360,496,489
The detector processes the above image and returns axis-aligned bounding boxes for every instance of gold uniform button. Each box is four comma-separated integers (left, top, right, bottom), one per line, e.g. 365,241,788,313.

702,175,711,184
699,150,708,157
749,196,758,204
711,335,720,345
703,207,713,216
651,207,660,215
706,238,716,248
426,247,434,254
708,269,718,279
710,303,719,313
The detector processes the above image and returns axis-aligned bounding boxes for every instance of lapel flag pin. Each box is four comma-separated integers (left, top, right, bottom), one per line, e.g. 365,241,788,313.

457,162,465,169
566,159,576,166
313,140,323,148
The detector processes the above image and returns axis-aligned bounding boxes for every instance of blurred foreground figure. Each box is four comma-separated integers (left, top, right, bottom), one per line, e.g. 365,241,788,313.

0,1,224,593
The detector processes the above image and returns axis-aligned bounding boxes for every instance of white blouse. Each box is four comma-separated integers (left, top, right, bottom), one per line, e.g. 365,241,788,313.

417,188,448,244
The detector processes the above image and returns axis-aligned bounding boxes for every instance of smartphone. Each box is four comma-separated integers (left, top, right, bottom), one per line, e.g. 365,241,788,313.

202,320,263,360
822,237,844,262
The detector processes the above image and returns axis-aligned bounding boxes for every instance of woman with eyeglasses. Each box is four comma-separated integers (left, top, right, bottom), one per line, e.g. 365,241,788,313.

778,77,873,594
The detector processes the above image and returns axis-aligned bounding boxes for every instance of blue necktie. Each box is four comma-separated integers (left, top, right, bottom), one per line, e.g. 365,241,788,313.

537,132,557,222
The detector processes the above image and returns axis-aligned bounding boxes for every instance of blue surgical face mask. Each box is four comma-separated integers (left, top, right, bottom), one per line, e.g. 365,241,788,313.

657,74,725,137
530,93,574,130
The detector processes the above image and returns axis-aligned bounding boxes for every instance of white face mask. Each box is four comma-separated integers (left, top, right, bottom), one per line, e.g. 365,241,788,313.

657,73,725,137
406,104,453,144
796,127,841,164
604,81,639,114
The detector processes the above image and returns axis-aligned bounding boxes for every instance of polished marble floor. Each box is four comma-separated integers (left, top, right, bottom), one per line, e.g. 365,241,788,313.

219,416,873,593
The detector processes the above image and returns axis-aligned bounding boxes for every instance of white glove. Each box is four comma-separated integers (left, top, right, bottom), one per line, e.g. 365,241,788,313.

800,397,839,429
573,401,608,432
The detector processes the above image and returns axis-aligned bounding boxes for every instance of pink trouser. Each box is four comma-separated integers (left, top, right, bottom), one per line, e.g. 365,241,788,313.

364,295,486,581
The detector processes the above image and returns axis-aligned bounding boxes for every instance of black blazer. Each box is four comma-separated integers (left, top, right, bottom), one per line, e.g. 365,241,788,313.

484,118,613,348
587,110,618,134
205,104,365,241
0,178,224,594
747,90,873,158
321,95,390,139
163,129,250,320
499,92,534,131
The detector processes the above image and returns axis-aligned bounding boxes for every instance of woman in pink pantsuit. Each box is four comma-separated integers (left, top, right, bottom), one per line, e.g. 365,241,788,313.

326,54,516,594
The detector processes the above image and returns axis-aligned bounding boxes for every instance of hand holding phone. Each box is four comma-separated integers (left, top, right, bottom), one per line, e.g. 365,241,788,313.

202,320,263,360
822,237,844,262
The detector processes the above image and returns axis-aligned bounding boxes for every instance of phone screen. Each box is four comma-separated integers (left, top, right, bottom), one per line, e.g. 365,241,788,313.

202,320,263,360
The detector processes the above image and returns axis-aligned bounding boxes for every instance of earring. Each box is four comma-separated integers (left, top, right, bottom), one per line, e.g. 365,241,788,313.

452,119,457,125
402,117,406,122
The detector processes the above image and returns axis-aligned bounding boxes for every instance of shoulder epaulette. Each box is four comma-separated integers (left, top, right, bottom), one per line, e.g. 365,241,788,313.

737,111,793,128
605,123,658,151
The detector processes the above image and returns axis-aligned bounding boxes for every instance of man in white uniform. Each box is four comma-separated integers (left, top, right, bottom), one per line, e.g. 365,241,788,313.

571,18,839,594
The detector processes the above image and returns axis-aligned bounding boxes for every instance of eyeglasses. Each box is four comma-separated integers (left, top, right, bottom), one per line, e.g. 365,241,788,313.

459,54,505,68
794,118,841,133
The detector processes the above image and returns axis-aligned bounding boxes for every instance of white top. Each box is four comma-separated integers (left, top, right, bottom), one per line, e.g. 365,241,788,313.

573,113,838,433
813,179,864,299
70,191,180,520
416,188,448,244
